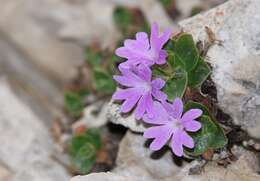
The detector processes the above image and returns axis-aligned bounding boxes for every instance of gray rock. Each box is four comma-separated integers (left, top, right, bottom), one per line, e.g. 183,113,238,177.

73,101,110,129
113,131,185,181
107,101,147,132
71,172,130,181
180,0,260,138
0,77,70,181
71,131,187,181
71,131,260,181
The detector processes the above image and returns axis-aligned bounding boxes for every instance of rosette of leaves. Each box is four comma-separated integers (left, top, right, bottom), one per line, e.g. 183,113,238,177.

85,46,116,95
68,128,102,174
64,89,88,116
153,33,227,157
153,33,211,101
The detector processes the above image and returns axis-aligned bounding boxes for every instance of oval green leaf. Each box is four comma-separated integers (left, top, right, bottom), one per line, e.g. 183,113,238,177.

186,115,227,156
174,34,199,71
188,56,211,88
163,67,187,101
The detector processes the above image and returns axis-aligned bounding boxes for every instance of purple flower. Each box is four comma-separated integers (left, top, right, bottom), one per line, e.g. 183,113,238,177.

143,98,202,157
112,64,167,120
115,22,171,68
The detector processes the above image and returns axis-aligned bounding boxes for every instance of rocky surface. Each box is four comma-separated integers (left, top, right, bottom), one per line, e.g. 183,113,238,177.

107,101,147,132
108,0,260,139
180,0,260,138
0,77,70,181
71,131,260,181
73,101,110,130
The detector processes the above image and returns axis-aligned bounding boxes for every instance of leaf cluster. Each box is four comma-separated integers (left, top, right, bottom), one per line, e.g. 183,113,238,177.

154,33,226,156
68,128,102,174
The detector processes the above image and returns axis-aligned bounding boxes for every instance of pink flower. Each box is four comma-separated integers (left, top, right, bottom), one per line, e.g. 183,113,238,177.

112,64,167,120
116,22,171,68
143,98,202,157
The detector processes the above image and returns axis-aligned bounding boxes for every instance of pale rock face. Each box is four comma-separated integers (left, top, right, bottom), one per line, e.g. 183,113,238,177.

73,101,110,130
71,172,131,181
107,101,147,132
71,131,260,181
180,0,260,138
0,77,70,181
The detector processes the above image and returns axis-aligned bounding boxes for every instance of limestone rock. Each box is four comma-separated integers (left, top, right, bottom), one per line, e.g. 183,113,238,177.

71,131,187,181
71,131,260,181
180,0,260,138
0,77,70,181
113,131,185,181
73,101,110,130
70,172,130,181
107,101,147,132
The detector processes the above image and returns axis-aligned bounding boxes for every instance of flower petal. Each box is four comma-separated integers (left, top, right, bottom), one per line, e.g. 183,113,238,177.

144,125,173,151
113,75,136,87
136,64,152,81
120,93,141,113
183,120,201,132
135,95,147,120
112,88,136,100
156,50,167,65
150,22,171,50
144,93,154,118
150,22,159,47
180,131,194,148
170,130,184,157
151,78,165,89
136,32,149,50
152,90,167,101
158,28,171,48
115,47,131,58
142,101,170,125
181,109,203,123
172,98,183,119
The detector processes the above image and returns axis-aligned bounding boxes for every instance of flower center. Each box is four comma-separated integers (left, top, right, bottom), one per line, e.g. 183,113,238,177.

169,117,183,131
140,82,152,92
147,49,158,61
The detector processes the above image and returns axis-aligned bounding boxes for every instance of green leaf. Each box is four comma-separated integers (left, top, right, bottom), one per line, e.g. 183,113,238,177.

84,128,102,150
68,129,102,174
173,34,199,71
64,91,85,116
72,142,96,174
163,67,187,101
164,39,174,53
85,47,103,67
184,102,227,156
184,101,211,117
69,129,102,157
113,7,133,35
188,57,211,88
186,115,227,156
159,0,173,7
94,69,116,94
